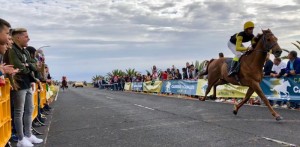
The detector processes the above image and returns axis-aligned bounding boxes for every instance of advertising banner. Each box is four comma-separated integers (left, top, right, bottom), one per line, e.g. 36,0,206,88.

143,81,162,93
131,82,143,91
161,80,198,95
260,76,300,101
196,79,257,98
124,82,131,91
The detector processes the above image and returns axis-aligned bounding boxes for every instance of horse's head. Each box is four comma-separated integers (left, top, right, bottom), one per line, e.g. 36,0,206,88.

261,29,282,57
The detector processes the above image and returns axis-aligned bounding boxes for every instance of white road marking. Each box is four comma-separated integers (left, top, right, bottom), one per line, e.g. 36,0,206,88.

106,96,114,100
121,120,199,131
262,137,297,147
134,104,155,110
55,87,60,101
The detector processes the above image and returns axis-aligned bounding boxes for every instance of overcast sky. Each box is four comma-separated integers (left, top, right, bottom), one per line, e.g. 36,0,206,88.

1,0,299,81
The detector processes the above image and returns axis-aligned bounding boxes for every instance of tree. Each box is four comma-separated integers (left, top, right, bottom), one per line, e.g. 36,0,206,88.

92,75,103,83
195,60,209,72
107,69,125,78
125,68,139,77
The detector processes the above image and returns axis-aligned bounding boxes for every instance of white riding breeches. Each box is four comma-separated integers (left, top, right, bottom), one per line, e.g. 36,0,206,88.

227,41,244,59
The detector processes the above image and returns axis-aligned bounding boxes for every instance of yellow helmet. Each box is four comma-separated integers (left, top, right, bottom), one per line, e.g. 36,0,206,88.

244,21,254,30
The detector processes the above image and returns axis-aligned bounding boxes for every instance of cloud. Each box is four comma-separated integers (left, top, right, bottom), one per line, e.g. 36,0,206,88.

0,0,299,81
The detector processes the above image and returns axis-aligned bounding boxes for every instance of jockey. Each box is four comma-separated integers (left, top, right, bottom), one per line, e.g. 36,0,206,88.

228,21,255,77
62,76,67,82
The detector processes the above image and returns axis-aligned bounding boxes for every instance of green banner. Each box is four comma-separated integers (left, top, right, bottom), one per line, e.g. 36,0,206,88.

124,82,131,91
196,79,257,98
196,79,213,96
143,81,162,93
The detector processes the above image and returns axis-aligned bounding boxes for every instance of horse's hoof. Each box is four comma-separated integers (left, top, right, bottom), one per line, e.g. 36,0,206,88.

233,105,238,115
233,110,237,115
199,98,205,101
275,116,283,121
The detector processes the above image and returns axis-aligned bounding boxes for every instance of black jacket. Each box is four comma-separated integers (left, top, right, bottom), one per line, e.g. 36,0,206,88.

9,43,37,90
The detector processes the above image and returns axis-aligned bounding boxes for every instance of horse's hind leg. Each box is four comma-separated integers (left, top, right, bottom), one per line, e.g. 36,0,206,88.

213,79,227,99
252,83,282,121
199,84,213,101
199,79,219,101
233,88,254,115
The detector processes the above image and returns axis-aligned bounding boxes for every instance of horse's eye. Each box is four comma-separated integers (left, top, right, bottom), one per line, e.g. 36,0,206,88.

267,39,271,41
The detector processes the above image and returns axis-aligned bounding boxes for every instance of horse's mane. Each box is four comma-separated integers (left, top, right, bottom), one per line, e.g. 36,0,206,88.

251,33,263,49
251,29,272,49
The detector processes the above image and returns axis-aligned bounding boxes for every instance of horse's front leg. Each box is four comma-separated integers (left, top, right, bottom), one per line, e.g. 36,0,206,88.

213,85,217,99
233,87,254,115
252,83,283,121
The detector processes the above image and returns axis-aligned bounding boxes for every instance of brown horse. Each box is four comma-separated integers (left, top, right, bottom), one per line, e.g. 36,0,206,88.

199,29,283,121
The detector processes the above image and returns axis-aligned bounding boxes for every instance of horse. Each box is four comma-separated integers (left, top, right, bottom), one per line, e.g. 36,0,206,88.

61,80,68,91
199,29,283,121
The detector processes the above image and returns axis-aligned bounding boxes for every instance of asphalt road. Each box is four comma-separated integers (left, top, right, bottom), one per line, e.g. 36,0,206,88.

45,87,300,147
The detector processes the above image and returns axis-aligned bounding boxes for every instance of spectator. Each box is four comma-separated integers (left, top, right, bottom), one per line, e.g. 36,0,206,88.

44,64,52,84
166,68,172,80
0,18,16,75
263,53,273,76
219,52,224,58
174,69,182,80
161,71,168,81
147,73,152,81
9,28,43,146
171,66,176,79
131,75,136,82
152,65,158,80
270,57,286,78
284,51,300,77
2,30,19,142
188,64,199,80
0,18,11,45
113,75,118,90
185,62,190,78
182,68,188,79
120,76,126,91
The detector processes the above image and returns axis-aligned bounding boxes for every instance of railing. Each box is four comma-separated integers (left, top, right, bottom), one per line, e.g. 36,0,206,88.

40,83,47,109
124,75,300,101
0,79,11,147
0,79,49,146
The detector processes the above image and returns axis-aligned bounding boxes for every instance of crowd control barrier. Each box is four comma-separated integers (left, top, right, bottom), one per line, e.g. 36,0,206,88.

40,83,47,109
32,83,39,120
0,80,50,146
0,79,11,147
124,75,300,101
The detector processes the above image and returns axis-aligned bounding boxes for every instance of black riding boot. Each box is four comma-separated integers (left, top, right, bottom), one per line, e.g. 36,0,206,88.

228,61,238,77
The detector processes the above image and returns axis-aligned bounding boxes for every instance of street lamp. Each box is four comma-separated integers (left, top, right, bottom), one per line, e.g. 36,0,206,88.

38,45,50,50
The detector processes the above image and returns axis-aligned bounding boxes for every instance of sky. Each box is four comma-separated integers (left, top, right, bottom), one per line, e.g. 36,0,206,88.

0,0,300,81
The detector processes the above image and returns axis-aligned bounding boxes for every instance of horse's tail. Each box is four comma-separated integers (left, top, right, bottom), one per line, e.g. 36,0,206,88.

199,59,214,76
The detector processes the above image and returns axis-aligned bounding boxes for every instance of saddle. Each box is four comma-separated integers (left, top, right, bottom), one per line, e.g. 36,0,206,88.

226,58,242,85
226,49,254,74
226,58,240,74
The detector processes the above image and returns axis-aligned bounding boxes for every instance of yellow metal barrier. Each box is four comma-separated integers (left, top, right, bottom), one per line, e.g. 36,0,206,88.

0,79,11,147
39,83,47,109
32,83,39,120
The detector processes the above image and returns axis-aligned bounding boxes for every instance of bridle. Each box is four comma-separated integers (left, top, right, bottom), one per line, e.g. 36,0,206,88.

255,32,279,53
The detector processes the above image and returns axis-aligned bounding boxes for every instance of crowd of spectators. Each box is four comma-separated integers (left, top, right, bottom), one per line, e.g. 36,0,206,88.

1,18,54,146
97,51,300,109
262,51,300,109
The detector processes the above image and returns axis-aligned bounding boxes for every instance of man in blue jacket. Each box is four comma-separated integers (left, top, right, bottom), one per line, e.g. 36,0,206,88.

284,51,300,77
